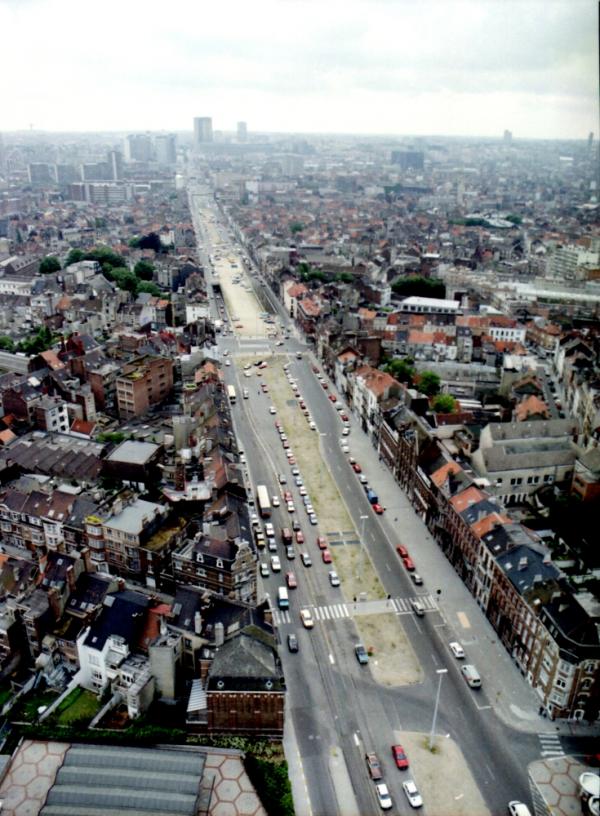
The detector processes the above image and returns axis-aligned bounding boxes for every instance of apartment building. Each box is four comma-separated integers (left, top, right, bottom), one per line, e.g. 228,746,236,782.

116,355,173,419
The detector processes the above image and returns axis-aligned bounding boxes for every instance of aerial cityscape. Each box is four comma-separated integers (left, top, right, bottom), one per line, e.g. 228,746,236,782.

0,1,598,816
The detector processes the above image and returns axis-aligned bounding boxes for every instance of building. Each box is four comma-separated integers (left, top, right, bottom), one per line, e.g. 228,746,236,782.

391,150,424,170
236,121,247,142
124,133,154,162
34,396,70,434
108,149,123,180
155,134,177,165
27,163,54,185
193,117,213,145
397,296,461,315
116,355,174,419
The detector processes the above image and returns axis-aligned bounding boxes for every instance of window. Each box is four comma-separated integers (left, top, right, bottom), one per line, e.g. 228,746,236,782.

216,559,223,569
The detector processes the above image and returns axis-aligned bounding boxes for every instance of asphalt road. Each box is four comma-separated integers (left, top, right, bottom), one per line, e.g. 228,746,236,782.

188,182,554,816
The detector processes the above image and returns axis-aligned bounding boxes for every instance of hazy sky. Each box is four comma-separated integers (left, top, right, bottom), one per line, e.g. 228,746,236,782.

0,0,597,139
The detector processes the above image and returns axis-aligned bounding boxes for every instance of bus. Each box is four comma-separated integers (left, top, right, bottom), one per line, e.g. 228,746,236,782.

256,485,271,518
227,384,236,404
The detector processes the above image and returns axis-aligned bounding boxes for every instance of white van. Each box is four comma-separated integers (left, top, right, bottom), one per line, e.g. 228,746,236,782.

277,587,289,609
461,664,482,689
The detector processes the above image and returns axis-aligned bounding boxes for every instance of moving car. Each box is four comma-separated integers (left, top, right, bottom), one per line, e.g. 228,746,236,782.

287,633,299,653
355,644,369,664
461,664,482,688
271,495,280,507
449,641,465,659
286,545,296,560
396,545,409,559
286,571,297,589
410,573,423,586
375,783,392,811
300,609,314,629
300,551,312,567
402,780,423,808
372,504,385,515
410,599,424,617
295,531,304,544
328,570,340,587
365,752,383,780
403,556,415,572
270,555,281,572
391,744,409,770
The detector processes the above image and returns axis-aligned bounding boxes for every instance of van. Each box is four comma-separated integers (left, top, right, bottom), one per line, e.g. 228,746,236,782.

410,599,425,617
461,664,482,689
281,527,292,545
277,587,289,609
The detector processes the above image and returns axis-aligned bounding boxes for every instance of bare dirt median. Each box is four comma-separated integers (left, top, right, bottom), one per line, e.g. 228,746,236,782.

260,361,422,686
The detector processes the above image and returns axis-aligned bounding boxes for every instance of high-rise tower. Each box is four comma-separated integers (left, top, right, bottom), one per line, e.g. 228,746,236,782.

193,117,213,145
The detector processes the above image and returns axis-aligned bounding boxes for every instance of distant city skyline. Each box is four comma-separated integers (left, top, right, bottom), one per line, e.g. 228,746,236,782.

0,0,597,139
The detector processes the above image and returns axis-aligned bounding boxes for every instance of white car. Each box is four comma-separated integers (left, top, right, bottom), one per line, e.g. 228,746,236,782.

341,444,350,454
299,486,307,496
287,501,295,513
449,641,465,659
260,562,269,578
291,467,300,476
269,406,276,414
402,780,423,809
305,504,314,515
328,570,340,587
270,555,281,572
265,522,274,537
225,360,231,366
272,496,280,507
342,427,350,436
309,421,316,430
300,608,314,629
375,783,392,810
508,803,532,816
309,514,318,525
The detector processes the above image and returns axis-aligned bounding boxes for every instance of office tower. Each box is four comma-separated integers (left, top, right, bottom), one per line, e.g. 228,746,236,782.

108,149,123,180
588,132,594,151
28,162,54,185
391,150,424,171
503,129,513,144
53,163,80,184
237,121,248,142
124,133,154,162
155,134,177,165
193,117,213,145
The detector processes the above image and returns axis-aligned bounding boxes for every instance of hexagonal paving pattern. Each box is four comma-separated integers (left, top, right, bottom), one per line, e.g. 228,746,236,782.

530,755,591,816
0,740,69,816
207,750,266,816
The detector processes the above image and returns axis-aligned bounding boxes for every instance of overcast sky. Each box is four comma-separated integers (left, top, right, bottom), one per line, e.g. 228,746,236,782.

0,0,597,139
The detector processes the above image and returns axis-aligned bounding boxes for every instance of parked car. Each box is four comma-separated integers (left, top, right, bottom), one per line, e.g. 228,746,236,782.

410,573,423,586
316,536,328,549
260,562,269,578
449,641,465,659
355,644,369,664
309,514,318,525
402,780,423,808
403,556,415,571
391,744,409,770
365,752,383,780
328,570,340,587
372,503,385,515
322,549,332,563
351,463,362,473
375,783,392,811
397,545,409,559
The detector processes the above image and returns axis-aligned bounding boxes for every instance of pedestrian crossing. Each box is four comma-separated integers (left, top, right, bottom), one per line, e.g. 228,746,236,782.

538,733,564,758
272,594,438,626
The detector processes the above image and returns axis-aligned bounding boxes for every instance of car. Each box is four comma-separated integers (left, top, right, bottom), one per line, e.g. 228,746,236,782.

282,440,290,449
301,552,312,567
267,538,277,552
403,556,415,571
291,467,300,476
287,633,299,653
260,562,269,578
269,406,276,414
286,571,297,589
316,536,328,549
410,573,423,586
305,504,314,515
287,501,295,513
299,486,307,496
309,514,318,525
372,503,385,515
309,421,317,430
396,545,409,559
295,476,303,487
410,599,424,616
355,644,369,664
402,780,423,808
340,413,349,421
225,359,231,366
328,394,337,402
275,420,282,428
461,664,482,688
243,388,249,399
265,523,274,537
283,491,293,502
291,517,301,531
351,462,362,473
322,382,329,390
391,744,409,770
328,570,340,587
312,365,319,373
288,457,297,465
279,473,287,484
365,752,383,780
321,548,333,563
375,783,392,811
299,400,306,408
295,531,304,544
300,609,314,629
341,444,350,454
272,496,280,507
342,427,350,436
449,641,465,659
336,403,344,411
270,555,281,572
302,496,311,506
286,545,296,560
507,803,532,816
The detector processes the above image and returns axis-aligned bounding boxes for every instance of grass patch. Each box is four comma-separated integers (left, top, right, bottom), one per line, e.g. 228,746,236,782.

55,687,99,725
15,689,59,722
0,684,13,709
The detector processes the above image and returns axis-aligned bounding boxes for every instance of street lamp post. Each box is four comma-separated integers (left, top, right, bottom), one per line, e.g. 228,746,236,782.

429,668,448,751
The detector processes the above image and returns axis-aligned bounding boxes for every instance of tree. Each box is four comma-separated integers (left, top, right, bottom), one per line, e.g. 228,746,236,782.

39,256,61,274
385,359,416,384
432,394,456,413
110,267,138,294
419,371,441,396
65,249,83,267
290,222,304,234
392,276,446,299
137,281,162,296
83,246,125,273
134,260,155,281
0,336,15,352
138,232,162,253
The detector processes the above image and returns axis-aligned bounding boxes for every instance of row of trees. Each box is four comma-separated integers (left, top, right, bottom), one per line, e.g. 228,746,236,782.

385,358,457,413
392,275,446,299
0,325,55,355
65,247,161,297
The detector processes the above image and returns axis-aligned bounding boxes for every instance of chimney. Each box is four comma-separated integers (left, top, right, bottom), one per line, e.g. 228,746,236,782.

81,547,92,573
47,586,62,620
117,578,125,592
66,564,76,591
194,611,202,635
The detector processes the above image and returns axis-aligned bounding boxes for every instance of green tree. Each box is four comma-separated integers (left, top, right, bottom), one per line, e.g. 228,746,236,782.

134,260,155,280
65,248,84,266
137,281,162,296
506,214,522,225
39,256,61,274
0,336,15,352
392,276,446,299
110,267,138,294
290,222,304,234
419,370,441,396
83,246,125,273
432,394,456,413
128,236,141,248
385,358,416,384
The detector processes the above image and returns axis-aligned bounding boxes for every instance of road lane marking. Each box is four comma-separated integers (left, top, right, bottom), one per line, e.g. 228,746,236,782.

353,732,360,746
457,611,471,629
329,653,335,665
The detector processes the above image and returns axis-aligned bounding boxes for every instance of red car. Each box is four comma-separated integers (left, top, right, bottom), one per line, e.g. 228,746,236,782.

299,401,306,408
283,491,293,502
286,571,297,589
322,549,332,563
403,556,415,572
321,382,329,390
295,531,304,544
316,536,328,549
328,394,337,402
312,366,319,373
396,545,409,559
351,463,362,473
391,744,409,770
373,503,384,515
340,413,349,421
288,457,296,465
282,440,290,449
275,420,282,429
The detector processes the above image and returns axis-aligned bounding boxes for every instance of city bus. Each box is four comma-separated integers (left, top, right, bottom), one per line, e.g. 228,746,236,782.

256,485,271,518
227,384,236,404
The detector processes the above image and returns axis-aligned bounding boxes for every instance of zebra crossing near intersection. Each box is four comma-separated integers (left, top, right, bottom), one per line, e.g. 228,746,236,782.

272,594,438,627
538,733,564,759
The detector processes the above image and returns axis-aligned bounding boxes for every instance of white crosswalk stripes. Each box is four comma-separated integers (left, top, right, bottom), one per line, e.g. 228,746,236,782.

538,734,564,758
272,596,436,627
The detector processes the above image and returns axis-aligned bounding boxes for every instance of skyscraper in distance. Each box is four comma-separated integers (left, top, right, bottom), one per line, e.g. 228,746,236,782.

237,121,248,142
193,117,213,145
